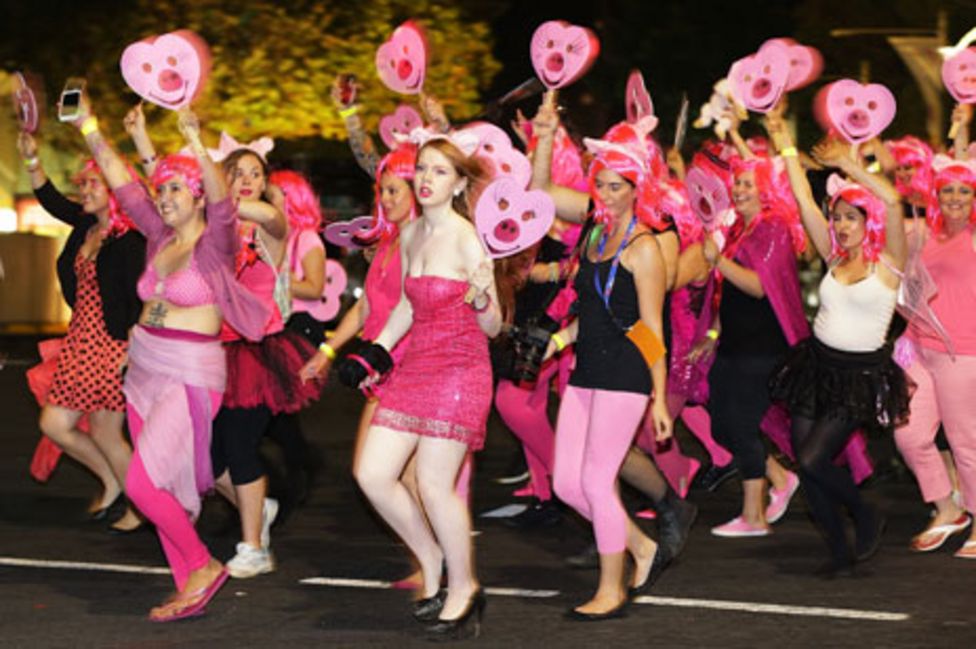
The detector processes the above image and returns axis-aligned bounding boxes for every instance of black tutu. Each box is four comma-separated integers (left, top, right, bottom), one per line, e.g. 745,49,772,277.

769,337,913,429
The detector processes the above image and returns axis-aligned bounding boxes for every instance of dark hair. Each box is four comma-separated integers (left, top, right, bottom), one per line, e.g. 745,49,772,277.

222,149,270,195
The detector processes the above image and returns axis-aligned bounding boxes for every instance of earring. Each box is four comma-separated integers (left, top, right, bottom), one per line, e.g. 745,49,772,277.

453,188,463,197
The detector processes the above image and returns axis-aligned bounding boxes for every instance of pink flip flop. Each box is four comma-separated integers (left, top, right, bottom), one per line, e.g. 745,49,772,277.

150,567,229,622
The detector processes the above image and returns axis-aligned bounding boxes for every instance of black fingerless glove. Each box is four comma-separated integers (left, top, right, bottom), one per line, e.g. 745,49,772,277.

337,341,394,389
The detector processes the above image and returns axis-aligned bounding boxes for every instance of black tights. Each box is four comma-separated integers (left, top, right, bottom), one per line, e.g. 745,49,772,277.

791,413,870,564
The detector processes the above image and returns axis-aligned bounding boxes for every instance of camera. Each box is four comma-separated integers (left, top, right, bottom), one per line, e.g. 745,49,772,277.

58,78,85,122
511,314,561,388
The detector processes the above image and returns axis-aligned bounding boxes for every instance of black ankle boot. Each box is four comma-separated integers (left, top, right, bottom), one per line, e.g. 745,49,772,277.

426,589,486,641
653,487,698,559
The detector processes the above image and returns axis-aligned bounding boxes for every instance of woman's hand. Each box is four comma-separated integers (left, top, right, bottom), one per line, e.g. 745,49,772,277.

64,85,94,128
531,102,559,140
331,75,357,109
421,94,450,132
650,398,673,442
465,258,494,307
299,352,331,383
951,102,973,130
17,131,38,160
123,103,147,138
811,137,852,170
176,107,201,143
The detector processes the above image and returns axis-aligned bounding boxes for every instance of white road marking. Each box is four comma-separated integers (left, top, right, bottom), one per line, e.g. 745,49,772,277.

0,556,169,575
633,595,909,621
299,577,558,598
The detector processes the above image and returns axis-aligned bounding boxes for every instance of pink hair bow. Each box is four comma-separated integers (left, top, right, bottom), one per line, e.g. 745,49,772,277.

826,173,862,197
931,153,976,175
209,131,275,163
403,126,481,157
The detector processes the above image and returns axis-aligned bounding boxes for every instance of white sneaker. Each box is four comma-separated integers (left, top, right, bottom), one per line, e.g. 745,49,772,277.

261,497,279,549
227,542,275,578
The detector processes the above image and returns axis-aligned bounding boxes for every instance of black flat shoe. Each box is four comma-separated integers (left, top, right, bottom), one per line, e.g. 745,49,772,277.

107,522,147,536
426,589,486,641
628,545,672,598
564,598,629,622
413,588,447,623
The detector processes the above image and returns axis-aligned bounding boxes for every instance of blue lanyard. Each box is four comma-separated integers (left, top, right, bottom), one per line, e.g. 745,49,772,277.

592,215,638,310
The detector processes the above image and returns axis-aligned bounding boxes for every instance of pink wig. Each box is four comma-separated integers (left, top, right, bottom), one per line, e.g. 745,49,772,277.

151,154,204,199
827,177,887,262
359,144,418,243
72,159,135,237
731,156,805,254
885,136,933,198
268,169,322,231
585,122,669,230
927,156,976,234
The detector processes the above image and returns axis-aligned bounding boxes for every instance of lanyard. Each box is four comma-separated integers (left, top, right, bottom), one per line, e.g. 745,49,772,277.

592,215,637,310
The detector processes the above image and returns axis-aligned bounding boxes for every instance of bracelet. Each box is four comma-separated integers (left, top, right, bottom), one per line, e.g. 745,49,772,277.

339,105,358,120
24,156,40,170
472,292,491,313
551,332,567,352
80,117,99,137
706,329,719,341
779,146,798,158
318,342,337,360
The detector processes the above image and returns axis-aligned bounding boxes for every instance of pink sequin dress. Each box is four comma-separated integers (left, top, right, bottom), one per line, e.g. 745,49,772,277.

371,275,492,450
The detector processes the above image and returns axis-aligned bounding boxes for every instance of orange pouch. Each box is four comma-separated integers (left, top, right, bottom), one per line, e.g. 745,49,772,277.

626,320,666,370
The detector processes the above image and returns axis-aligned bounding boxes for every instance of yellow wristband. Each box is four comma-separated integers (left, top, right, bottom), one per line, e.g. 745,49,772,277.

552,332,567,352
339,106,358,120
24,156,40,170
318,342,337,360
706,329,719,341
80,117,99,137
866,161,881,174
779,146,798,158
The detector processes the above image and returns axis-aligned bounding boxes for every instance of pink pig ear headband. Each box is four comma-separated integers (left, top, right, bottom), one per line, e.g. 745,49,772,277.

731,156,805,254
362,143,419,243
826,174,887,262
210,132,274,164
926,155,976,233
406,126,480,157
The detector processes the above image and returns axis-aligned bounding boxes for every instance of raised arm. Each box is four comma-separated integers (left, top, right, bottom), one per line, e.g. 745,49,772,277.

123,103,158,177
951,103,972,160
529,100,589,223
176,108,227,204
332,76,380,178
17,131,86,227
71,88,136,190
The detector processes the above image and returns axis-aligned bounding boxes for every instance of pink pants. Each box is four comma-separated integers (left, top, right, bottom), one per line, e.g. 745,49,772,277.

553,386,649,554
895,347,976,512
125,388,221,591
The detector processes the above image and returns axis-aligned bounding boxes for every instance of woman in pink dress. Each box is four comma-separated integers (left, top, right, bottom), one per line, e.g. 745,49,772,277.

338,134,500,639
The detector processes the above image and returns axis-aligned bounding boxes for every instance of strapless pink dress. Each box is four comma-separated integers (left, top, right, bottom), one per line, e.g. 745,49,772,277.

372,275,492,450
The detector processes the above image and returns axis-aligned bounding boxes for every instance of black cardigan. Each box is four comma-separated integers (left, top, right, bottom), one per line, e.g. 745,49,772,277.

36,181,146,341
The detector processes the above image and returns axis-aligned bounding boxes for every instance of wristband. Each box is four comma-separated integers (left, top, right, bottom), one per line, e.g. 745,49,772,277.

80,117,99,137
551,332,567,352
24,156,40,170
779,146,798,158
318,342,337,360
706,329,719,341
339,105,358,120
866,161,881,174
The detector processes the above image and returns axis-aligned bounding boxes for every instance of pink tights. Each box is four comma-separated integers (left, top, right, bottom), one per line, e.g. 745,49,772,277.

553,386,649,554
895,348,976,512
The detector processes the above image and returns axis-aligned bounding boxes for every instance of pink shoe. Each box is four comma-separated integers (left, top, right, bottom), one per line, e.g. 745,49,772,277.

636,508,657,520
150,567,229,622
711,516,770,538
766,471,800,524
512,483,535,498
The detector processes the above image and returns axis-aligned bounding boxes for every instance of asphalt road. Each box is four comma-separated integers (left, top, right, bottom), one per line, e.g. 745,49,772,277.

0,336,973,648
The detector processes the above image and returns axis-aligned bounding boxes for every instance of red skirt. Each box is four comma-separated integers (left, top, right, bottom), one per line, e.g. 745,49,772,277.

222,329,323,414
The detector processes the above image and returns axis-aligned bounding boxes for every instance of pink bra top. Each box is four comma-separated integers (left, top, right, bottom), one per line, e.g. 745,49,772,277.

137,252,216,308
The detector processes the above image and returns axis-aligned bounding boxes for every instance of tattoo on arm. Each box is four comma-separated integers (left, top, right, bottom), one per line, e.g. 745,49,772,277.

346,115,379,177
145,301,168,327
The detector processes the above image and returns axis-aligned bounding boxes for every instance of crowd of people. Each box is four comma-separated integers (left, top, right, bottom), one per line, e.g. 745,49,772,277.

15,30,976,641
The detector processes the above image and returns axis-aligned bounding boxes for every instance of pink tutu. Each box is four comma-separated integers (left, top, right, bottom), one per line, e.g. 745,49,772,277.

223,329,323,414
372,276,492,450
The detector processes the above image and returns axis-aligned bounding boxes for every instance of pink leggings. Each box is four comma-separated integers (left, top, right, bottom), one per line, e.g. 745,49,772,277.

895,348,976,512
125,391,219,591
553,386,649,554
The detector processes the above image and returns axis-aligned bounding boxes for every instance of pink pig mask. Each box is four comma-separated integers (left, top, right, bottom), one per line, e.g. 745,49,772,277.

530,21,600,89
685,167,731,231
942,47,976,103
761,38,823,91
120,30,211,110
816,79,896,145
375,21,427,95
475,177,555,258
461,122,532,188
728,40,791,113
379,105,424,150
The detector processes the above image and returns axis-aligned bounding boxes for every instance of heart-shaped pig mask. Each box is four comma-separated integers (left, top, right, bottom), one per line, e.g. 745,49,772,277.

375,21,427,95
379,105,424,150
685,167,731,231
120,30,211,110
530,21,600,90
475,177,554,258
761,38,823,91
310,259,347,322
943,47,976,103
817,79,896,144
462,122,532,188
728,40,791,113
324,215,377,249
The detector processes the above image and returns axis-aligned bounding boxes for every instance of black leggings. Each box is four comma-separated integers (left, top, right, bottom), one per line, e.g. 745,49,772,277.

791,413,869,563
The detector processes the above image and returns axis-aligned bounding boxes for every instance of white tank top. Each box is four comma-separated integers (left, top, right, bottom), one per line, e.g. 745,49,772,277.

813,268,896,352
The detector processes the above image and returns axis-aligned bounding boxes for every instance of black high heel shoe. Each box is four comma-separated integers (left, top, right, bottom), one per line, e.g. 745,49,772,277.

89,493,123,522
413,588,447,623
426,588,486,641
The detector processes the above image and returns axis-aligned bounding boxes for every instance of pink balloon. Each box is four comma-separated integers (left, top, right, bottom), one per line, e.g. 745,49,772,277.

120,30,211,110
324,215,376,249
816,79,897,145
307,259,347,322
727,40,791,113
462,122,532,188
685,167,730,231
625,69,657,129
475,177,554,258
942,47,976,103
762,38,823,91
378,104,424,150
11,72,38,133
375,21,427,95
530,21,600,90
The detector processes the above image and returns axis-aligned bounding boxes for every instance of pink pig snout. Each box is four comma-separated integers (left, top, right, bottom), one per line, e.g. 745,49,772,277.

846,109,869,131
493,219,520,243
546,52,564,73
158,68,184,92
751,78,772,99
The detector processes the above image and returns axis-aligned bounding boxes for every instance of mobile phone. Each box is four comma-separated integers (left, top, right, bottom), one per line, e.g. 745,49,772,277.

58,78,86,122
338,74,357,106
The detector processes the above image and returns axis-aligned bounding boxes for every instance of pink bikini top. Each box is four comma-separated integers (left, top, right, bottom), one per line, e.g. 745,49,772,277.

137,252,216,308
